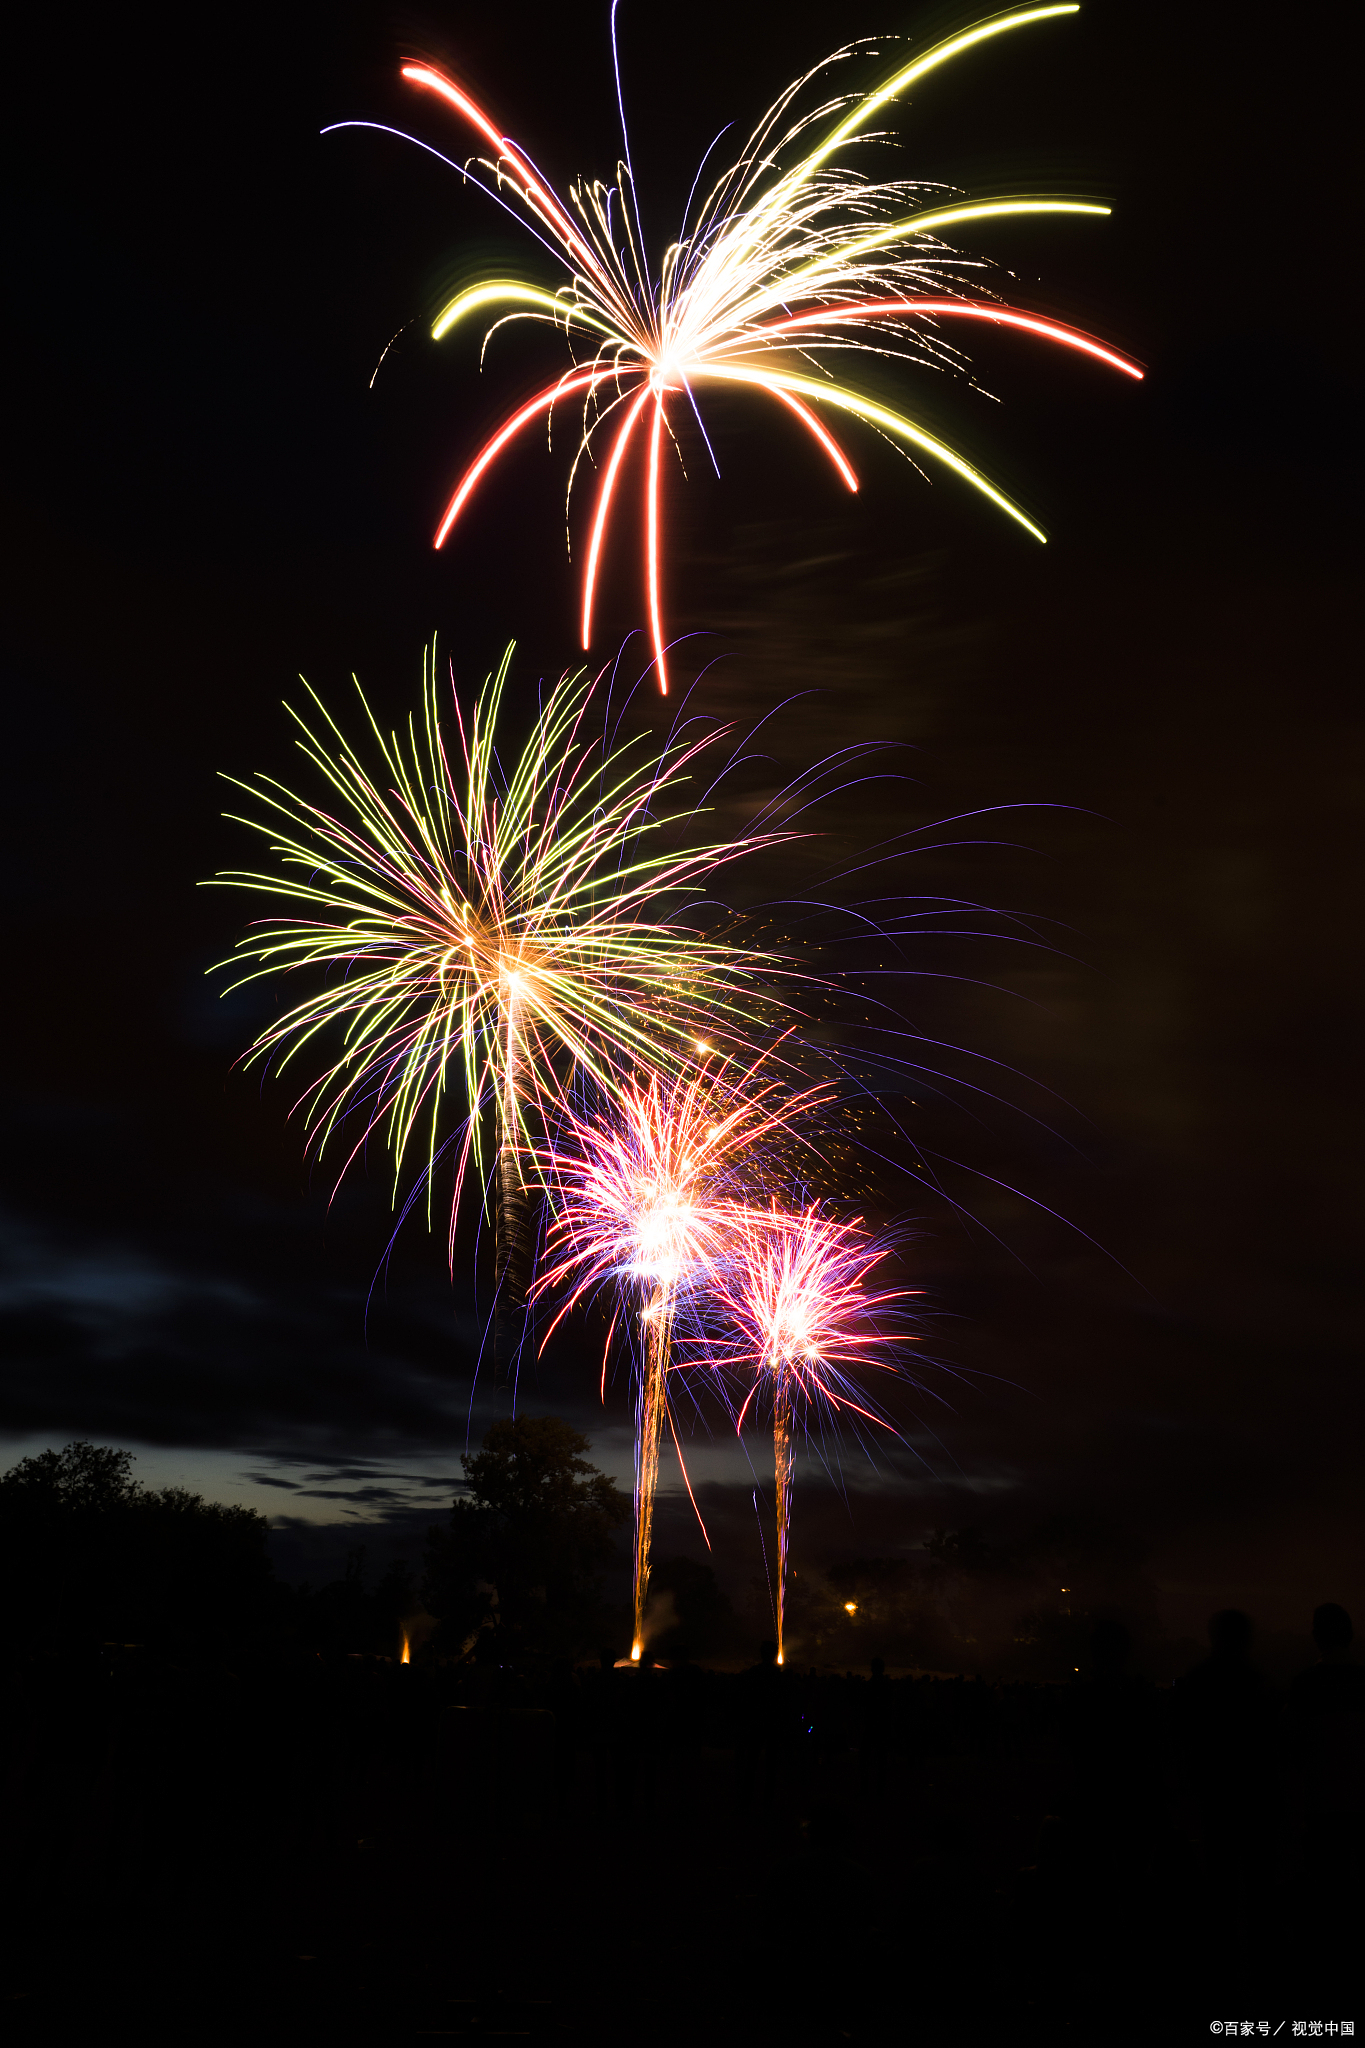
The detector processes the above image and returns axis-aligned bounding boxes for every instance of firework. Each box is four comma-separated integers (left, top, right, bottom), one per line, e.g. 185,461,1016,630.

209,644,792,1345
536,1053,823,1657
333,4,1142,691
711,1206,913,1663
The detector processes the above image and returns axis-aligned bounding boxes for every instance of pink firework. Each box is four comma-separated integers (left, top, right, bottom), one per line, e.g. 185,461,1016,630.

536,1053,824,1657
714,1206,915,1663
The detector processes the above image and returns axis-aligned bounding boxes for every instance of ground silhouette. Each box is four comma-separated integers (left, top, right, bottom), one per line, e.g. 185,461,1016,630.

1,1441,1358,2038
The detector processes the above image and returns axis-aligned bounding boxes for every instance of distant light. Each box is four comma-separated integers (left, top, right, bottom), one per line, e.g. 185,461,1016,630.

844,1601,858,1614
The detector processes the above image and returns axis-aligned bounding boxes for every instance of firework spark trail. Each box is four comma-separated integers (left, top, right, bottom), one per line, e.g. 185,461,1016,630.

208,643,798,1362
709,1206,915,1663
327,5,1141,690
772,1370,795,1663
535,1053,828,1656
634,1291,671,1659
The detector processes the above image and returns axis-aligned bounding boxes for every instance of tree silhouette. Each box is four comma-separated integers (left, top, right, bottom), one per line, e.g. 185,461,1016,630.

0,1440,274,1652
423,1417,629,1661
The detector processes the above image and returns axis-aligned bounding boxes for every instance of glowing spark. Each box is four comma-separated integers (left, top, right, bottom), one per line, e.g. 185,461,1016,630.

346,6,1139,688
752,7,1082,210
582,381,654,648
765,387,860,493
432,281,621,345
645,391,669,692
739,301,1142,379
687,364,1047,543
433,366,605,549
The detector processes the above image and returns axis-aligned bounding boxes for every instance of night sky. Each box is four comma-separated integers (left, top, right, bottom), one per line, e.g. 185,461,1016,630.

3,1,1356,1658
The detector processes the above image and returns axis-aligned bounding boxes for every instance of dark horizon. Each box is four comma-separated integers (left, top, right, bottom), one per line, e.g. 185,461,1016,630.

2,0,1357,1671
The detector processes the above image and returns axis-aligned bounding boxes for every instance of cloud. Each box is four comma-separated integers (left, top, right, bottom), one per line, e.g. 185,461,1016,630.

0,1211,258,1319
0,1200,490,1457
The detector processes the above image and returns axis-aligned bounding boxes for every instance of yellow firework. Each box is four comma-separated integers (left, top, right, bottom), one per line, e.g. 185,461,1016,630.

210,643,793,1263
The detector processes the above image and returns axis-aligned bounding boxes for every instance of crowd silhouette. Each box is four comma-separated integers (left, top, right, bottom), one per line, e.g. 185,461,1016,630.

2,1597,1360,2036
1,1443,1359,2038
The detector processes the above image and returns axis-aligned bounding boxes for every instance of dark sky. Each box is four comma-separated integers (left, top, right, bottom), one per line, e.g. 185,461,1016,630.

2,1,1357,1648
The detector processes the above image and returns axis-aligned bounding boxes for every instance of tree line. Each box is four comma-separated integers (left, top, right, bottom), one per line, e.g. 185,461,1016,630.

0,1423,734,1663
